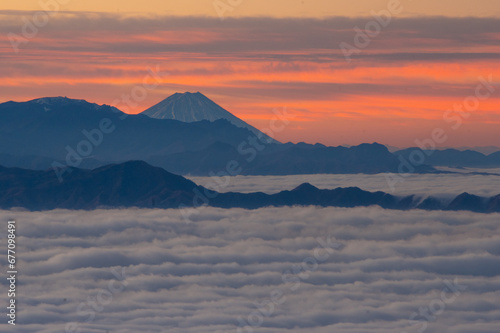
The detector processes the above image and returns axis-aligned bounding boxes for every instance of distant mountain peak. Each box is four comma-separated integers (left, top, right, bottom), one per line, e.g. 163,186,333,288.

174,91,202,96
31,96,87,106
293,183,319,192
141,92,279,143
23,96,121,114
141,92,234,122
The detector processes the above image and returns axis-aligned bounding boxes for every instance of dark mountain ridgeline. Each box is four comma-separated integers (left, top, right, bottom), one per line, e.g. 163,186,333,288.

150,141,435,175
1,161,499,213
0,161,201,210
395,148,500,168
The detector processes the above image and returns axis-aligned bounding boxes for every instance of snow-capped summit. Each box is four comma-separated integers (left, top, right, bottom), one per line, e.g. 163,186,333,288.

25,96,120,113
32,96,86,106
141,92,278,143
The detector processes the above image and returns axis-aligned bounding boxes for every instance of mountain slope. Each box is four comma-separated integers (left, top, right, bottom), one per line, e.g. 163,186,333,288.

141,92,278,143
0,161,203,210
0,97,262,163
0,161,497,212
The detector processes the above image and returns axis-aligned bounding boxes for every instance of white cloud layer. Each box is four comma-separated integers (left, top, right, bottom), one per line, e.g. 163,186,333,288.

0,206,499,332
189,171,500,198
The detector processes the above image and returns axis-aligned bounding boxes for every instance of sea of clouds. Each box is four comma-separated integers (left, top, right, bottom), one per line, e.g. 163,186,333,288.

0,205,499,333
189,170,500,199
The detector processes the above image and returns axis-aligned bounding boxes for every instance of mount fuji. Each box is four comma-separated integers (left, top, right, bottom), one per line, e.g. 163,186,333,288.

141,92,278,143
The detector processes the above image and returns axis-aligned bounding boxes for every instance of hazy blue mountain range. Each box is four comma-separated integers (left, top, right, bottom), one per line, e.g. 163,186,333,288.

149,141,422,175
1,161,498,212
0,96,254,160
395,148,500,168
386,145,500,155
0,95,434,175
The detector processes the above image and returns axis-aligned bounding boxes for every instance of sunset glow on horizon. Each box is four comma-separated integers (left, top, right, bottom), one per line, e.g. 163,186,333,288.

1,2,499,147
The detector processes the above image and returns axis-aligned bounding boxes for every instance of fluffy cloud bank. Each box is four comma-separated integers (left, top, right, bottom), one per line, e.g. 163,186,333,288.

0,206,499,332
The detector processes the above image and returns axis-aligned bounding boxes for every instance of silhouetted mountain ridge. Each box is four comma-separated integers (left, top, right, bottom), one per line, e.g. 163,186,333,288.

0,161,498,213
395,148,500,168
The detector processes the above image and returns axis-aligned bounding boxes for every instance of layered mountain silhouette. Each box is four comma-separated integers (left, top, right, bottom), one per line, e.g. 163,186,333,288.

149,141,428,175
142,92,277,143
395,148,500,168
0,161,200,210
0,96,263,165
0,96,435,175
1,161,499,213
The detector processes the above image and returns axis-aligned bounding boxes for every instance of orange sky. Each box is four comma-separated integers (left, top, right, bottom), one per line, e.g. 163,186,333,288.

3,0,500,18
1,3,500,147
